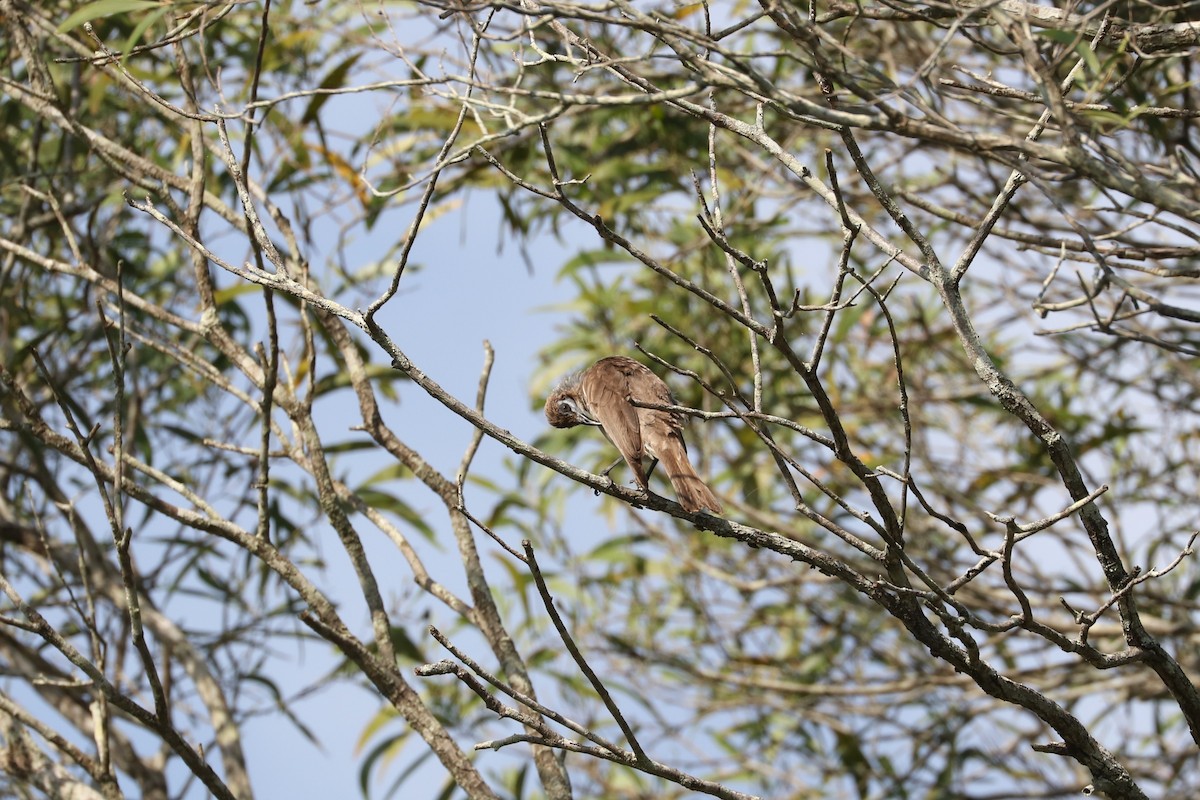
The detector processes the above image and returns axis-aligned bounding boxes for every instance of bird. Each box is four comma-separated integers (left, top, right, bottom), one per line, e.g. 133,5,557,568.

544,355,723,514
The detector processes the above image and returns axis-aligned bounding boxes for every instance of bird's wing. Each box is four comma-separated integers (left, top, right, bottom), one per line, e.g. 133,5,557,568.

581,359,647,488
630,364,684,441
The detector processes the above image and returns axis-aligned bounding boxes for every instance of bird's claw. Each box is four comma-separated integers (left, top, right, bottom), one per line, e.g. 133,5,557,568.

593,474,618,498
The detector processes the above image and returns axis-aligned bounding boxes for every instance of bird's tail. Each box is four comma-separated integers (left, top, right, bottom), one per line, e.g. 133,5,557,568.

658,445,723,514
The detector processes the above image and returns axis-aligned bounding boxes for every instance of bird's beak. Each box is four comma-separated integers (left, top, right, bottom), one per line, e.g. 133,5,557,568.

579,411,603,426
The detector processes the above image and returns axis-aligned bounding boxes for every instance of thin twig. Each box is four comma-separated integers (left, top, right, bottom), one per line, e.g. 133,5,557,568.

523,540,648,761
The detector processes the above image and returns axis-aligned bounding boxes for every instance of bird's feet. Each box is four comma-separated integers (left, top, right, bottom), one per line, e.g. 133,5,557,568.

593,473,619,498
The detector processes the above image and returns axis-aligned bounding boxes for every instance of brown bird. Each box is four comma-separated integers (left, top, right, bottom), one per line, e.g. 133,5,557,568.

545,356,723,514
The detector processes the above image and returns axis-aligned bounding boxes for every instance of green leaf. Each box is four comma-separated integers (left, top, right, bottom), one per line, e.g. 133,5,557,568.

352,488,437,542
355,460,412,484
1035,28,1077,45
57,0,162,32
302,52,364,123
1079,42,1101,75
213,282,260,306
123,5,169,52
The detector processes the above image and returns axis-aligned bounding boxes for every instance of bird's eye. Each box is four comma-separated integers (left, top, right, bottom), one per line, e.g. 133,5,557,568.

559,400,573,414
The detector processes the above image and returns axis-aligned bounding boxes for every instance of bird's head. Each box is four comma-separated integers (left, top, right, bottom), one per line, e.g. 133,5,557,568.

545,379,601,429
